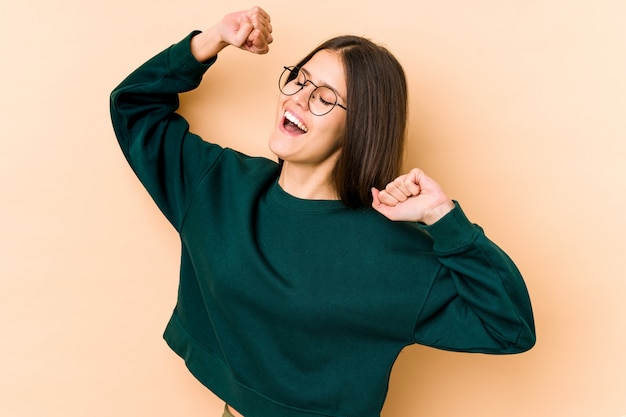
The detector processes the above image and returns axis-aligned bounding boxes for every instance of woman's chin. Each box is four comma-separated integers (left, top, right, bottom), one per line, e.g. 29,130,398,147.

268,134,294,161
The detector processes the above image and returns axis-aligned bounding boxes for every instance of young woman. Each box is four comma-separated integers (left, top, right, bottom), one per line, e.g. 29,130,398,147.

110,7,535,417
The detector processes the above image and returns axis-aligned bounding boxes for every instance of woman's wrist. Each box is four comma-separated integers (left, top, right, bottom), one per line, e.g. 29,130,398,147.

421,200,456,226
190,26,228,62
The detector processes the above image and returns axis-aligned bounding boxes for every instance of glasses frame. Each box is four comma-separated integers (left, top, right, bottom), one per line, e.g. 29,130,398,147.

278,66,348,116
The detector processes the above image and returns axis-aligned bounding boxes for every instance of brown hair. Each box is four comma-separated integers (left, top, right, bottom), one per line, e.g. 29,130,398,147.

294,35,408,208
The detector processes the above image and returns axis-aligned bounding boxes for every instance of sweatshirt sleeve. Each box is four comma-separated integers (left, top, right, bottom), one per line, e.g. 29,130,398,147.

413,202,536,354
110,32,223,231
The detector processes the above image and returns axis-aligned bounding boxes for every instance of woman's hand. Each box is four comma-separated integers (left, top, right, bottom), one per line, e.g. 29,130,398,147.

372,168,455,225
191,6,273,62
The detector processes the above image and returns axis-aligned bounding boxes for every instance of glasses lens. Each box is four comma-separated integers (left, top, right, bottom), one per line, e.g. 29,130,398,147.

279,67,302,96
309,86,338,116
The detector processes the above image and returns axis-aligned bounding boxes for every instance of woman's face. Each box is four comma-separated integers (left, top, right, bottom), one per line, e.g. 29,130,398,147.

269,49,347,170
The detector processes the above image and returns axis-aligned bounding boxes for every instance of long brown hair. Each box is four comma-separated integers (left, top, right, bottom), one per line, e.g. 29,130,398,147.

293,35,408,208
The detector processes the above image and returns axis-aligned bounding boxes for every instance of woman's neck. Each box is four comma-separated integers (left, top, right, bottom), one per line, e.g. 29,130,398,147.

278,163,339,201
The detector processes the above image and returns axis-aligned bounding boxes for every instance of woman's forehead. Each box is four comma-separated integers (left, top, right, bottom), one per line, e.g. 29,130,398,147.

301,50,346,92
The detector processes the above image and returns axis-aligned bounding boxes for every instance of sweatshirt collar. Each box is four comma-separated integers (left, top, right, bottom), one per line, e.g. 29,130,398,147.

269,179,346,212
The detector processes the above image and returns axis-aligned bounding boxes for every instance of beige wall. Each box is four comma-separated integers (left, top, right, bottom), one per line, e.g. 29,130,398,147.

1,0,625,416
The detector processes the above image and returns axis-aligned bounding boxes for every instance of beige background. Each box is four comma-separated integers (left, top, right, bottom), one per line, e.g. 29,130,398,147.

1,0,625,416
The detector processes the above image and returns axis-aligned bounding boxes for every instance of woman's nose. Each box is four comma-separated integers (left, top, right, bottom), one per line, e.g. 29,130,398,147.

291,86,311,111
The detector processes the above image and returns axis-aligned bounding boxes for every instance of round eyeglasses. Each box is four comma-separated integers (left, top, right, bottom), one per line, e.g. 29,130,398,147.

278,66,348,116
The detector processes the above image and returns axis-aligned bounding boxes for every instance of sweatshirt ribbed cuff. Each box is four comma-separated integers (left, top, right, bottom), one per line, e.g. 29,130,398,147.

167,31,217,84
420,201,481,254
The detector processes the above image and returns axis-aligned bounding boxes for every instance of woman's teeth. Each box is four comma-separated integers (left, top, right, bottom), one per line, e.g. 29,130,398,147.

285,111,308,133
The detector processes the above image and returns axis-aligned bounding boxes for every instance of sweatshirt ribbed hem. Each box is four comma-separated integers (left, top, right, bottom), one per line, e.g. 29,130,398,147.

164,313,350,417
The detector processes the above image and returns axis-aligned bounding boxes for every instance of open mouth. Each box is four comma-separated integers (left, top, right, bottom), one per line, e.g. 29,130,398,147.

283,110,308,134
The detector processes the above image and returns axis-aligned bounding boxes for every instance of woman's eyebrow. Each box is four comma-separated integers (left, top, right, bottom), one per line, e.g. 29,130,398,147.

301,67,347,103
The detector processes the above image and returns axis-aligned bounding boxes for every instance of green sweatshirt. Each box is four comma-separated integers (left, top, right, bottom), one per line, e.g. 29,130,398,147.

110,32,535,417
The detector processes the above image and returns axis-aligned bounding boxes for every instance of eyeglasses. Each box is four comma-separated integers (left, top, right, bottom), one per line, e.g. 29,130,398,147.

278,66,347,116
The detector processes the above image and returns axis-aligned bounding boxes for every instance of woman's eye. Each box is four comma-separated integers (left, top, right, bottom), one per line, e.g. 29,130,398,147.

316,88,337,107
